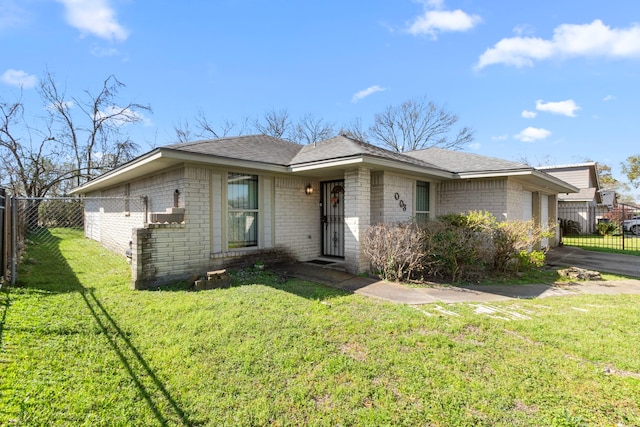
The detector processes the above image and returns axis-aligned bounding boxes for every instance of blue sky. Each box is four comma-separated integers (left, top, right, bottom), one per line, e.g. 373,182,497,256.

2,0,640,196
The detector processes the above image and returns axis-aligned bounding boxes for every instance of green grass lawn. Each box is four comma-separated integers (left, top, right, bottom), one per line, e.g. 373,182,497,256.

1,229,640,426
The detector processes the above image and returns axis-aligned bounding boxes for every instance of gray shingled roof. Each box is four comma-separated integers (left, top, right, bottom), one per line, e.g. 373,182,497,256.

165,134,447,171
405,147,531,173
164,135,302,166
289,135,443,170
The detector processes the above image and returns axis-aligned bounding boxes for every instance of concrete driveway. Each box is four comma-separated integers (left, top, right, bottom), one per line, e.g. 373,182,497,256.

546,246,640,278
276,247,640,305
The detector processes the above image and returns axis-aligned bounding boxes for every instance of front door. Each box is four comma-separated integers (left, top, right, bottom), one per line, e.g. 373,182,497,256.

321,180,345,257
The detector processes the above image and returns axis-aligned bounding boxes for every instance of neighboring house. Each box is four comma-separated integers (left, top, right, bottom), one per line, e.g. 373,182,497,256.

70,135,577,289
538,162,611,234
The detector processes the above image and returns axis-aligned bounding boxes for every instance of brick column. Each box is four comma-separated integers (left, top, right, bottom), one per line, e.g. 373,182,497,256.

131,228,153,289
344,167,371,274
548,194,558,246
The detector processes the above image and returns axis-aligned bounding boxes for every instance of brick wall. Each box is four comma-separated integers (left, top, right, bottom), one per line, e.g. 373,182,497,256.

274,176,321,261
438,178,510,220
126,168,326,288
85,167,185,255
371,172,418,224
344,167,370,274
506,179,526,220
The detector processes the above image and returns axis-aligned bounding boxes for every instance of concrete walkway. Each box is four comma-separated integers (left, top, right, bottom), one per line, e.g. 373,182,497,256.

275,247,640,305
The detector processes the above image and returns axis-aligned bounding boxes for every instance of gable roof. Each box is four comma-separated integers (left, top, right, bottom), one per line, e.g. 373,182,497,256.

291,136,440,169
405,147,530,174
537,162,601,204
164,135,302,166
70,134,577,195
287,136,452,178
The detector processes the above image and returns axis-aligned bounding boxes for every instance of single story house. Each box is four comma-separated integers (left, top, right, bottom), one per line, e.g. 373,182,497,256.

537,162,611,234
70,135,577,289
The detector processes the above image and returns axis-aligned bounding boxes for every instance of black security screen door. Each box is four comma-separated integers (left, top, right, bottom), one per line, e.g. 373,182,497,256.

321,180,345,257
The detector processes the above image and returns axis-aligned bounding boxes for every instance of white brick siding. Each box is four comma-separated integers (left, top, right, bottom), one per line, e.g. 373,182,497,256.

438,178,510,220
344,167,370,274
371,172,422,224
274,176,321,261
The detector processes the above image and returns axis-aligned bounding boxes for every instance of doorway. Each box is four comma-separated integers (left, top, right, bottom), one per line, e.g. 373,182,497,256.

321,180,344,257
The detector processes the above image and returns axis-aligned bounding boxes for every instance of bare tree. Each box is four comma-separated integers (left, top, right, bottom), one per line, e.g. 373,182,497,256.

39,71,151,185
0,95,75,197
339,117,369,142
290,113,334,145
195,109,242,139
174,109,248,143
0,71,151,196
174,118,195,144
252,108,292,139
368,95,474,152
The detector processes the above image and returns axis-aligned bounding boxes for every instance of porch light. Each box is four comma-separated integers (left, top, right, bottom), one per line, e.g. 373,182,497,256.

305,184,314,195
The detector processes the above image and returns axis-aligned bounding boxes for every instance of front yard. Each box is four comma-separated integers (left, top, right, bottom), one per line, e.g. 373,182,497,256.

1,229,639,426
562,234,640,256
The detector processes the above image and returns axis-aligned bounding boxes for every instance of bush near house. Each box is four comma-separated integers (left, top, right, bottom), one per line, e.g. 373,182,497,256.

596,221,620,236
363,211,554,283
559,218,581,236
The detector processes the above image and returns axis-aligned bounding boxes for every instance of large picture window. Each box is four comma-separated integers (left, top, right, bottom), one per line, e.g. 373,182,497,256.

415,181,430,223
228,173,258,248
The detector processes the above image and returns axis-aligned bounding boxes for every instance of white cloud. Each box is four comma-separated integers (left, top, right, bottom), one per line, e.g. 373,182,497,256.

521,110,537,119
90,46,120,57
409,9,481,37
0,0,28,29
407,1,481,38
426,0,445,8
56,0,128,42
351,85,385,103
476,20,640,69
46,100,75,111
491,134,509,141
1,69,37,88
467,142,481,150
98,105,152,126
535,99,580,117
603,94,615,101
514,127,551,142
513,24,535,36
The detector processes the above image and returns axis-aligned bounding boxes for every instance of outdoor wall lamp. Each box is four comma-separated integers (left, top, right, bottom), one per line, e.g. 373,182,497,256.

305,184,314,195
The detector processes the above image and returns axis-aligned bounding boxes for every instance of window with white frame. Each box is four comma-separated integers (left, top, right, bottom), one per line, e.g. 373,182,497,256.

227,172,258,248
415,181,430,223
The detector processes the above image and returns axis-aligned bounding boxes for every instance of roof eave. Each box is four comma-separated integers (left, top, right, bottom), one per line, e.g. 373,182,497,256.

70,148,290,194
458,169,579,193
289,155,455,179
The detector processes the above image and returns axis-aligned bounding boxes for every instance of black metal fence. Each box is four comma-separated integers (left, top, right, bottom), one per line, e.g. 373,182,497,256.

558,203,640,252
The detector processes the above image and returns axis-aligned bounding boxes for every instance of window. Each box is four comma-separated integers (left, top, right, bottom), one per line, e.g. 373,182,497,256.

415,181,430,223
228,173,258,248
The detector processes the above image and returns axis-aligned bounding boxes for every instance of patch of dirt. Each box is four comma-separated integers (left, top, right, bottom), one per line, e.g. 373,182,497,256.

341,342,367,362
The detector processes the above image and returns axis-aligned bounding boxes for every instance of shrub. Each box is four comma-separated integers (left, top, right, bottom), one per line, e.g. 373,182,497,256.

362,222,426,281
518,250,546,269
493,220,554,272
422,212,495,282
363,211,555,283
596,221,619,236
559,218,581,236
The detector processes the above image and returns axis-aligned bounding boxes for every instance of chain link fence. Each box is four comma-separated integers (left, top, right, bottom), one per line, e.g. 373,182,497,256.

5,196,147,285
559,203,640,252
